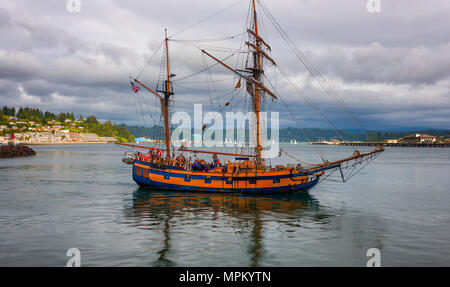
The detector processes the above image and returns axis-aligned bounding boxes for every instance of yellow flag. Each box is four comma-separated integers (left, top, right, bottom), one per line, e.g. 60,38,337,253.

235,78,241,89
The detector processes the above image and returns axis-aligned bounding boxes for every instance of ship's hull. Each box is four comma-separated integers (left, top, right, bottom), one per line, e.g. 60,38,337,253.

132,160,320,194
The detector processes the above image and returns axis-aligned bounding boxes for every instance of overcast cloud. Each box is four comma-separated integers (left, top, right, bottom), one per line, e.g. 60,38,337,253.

0,0,449,130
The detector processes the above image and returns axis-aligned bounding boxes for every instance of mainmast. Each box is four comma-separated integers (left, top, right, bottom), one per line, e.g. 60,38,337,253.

200,0,276,166
162,29,173,157
251,0,263,166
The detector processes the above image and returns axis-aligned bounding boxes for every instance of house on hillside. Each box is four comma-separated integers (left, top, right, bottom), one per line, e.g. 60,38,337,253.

99,137,117,142
80,133,100,142
66,132,82,142
401,133,437,144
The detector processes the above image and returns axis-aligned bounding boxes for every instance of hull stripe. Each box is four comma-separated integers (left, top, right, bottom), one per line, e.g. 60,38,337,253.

132,161,321,194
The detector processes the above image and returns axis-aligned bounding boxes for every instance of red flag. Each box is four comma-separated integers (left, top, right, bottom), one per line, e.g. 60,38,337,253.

130,81,139,93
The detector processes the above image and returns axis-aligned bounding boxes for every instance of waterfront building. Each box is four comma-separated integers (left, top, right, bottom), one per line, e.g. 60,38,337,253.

402,134,437,144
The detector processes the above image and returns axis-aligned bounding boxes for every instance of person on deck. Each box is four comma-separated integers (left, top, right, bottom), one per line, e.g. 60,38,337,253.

192,160,200,171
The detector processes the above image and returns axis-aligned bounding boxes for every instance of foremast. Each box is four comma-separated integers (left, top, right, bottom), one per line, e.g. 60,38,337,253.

132,30,173,158
153,29,174,158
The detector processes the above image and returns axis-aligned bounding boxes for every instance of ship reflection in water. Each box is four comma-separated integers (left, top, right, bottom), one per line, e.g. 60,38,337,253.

124,188,330,266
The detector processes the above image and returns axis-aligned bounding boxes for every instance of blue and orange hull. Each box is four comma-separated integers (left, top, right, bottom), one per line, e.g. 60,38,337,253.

132,160,324,194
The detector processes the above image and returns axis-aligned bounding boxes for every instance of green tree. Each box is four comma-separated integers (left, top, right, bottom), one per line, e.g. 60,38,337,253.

17,107,25,118
86,115,98,124
2,106,15,116
58,113,66,122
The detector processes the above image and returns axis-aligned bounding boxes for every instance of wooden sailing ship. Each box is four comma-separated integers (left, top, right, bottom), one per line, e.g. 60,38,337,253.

117,0,384,194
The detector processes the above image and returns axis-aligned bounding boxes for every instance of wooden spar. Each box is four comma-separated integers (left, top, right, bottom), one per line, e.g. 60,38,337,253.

201,49,246,78
116,142,165,151
246,41,276,66
115,142,255,157
201,49,276,100
163,96,170,156
164,29,171,157
252,79,277,99
133,78,163,100
165,29,171,96
178,148,256,158
308,146,384,171
247,29,271,51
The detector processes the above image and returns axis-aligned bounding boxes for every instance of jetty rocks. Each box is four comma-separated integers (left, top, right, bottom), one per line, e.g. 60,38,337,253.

0,144,36,158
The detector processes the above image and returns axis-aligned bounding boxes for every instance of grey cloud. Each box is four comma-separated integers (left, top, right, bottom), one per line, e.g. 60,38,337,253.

311,42,450,85
0,8,13,29
0,0,449,129
0,50,41,80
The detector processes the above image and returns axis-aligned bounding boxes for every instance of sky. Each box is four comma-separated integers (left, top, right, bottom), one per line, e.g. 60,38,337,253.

0,0,449,130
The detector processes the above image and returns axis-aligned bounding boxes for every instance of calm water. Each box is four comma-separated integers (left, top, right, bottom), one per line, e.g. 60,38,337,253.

0,143,449,266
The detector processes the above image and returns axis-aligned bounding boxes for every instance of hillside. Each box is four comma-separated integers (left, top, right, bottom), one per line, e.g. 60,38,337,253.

0,106,134,143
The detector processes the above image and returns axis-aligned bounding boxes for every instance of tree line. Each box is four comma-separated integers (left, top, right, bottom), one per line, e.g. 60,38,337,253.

123,124,449,142
1,106,79,123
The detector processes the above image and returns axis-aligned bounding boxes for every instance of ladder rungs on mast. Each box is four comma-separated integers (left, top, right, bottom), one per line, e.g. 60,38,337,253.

200,49,277,100
246,41,276,66
247,29,271,51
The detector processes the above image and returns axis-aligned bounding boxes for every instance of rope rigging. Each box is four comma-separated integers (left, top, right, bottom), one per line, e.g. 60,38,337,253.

275,65,348,144
279,148,321,168
135,40,164,81
122,0,383,173
168,0,247,38
169,32,245,43
172,47,243,82
257,0,368,137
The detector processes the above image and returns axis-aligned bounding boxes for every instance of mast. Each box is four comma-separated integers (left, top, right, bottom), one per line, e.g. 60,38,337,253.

200,0,277,166
251,0,263,166
133,29,175,158
163,29,172,157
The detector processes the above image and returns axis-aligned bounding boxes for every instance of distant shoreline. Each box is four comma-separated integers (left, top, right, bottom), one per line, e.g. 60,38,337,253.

21,142,112,146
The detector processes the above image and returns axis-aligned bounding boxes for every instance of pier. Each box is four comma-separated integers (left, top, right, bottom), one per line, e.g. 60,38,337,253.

338,142,450,148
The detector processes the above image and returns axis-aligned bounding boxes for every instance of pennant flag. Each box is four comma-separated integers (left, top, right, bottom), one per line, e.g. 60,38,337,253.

235,78,241,89
130,81,139,93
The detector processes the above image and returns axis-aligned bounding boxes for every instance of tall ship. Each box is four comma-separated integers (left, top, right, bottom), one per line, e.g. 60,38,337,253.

118,0,384,194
